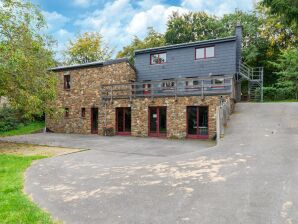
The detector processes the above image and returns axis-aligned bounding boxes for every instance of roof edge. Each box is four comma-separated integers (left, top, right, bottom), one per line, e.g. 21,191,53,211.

135,36,236,55
49,58,133,72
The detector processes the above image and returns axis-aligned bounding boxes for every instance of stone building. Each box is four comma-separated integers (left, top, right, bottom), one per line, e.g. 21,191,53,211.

47,24,262,139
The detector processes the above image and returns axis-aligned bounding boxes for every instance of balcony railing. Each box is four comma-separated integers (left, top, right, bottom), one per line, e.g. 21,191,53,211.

100,76,233,101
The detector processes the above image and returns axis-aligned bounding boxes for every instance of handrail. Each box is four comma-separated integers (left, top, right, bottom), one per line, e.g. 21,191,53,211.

100,76,233,100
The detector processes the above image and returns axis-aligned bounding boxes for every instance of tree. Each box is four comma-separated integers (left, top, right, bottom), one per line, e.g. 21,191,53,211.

165,11,223,44
273,48,298,99
64,32,113,64
0,0,57,119
117,27,165,64
261,0,298,30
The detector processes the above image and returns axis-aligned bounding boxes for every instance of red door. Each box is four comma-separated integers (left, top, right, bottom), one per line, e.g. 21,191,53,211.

187,106,208,139
116,107,131,135
148,107,167,137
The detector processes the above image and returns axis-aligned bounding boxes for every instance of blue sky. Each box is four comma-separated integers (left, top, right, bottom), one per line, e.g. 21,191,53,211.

31,0,255,59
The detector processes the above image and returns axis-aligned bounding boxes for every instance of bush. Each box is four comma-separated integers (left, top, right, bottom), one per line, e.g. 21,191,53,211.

0,108,28,132
263,86,296,101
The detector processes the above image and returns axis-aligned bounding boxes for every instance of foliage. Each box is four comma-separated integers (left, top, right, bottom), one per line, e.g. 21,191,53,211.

0,154,55,223
0,0,57,119
0,121,45,137
165,11,223,44
261,0,298,30
64,32,113,64
273,48,298,99
117,27,165,64
0,107,20,132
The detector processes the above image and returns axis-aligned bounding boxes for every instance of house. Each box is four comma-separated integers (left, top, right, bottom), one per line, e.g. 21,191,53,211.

46,24,263,139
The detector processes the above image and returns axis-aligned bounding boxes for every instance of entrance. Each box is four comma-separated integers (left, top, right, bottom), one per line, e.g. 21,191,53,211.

187,106,208,139
91,108,98,134
116,107,131,135
149,107,167,137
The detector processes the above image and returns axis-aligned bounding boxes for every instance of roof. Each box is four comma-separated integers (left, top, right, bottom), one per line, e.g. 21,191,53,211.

49,58,134,72
134,36,236,55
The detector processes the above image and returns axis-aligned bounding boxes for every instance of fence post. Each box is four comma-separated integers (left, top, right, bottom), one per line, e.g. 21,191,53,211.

216,106,220,142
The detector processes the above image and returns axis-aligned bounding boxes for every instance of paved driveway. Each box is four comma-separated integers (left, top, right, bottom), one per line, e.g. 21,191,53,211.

2,103,298,224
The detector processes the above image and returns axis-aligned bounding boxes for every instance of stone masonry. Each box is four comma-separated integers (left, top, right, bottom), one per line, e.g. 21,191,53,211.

46,60,136,133
99,96,223,139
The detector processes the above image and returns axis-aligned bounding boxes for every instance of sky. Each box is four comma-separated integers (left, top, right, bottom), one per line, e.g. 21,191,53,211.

31,0,255,60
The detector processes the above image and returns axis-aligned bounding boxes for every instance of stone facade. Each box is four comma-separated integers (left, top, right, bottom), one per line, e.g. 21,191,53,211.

46,59,232,140
99,96,223,139
46,61,136,134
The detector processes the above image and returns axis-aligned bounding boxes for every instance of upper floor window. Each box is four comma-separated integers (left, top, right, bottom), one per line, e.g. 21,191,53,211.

162,79,175,88
150,53,166,64
211,77,224,88
143,81,151,95
64,74,70,89
195,46,215,59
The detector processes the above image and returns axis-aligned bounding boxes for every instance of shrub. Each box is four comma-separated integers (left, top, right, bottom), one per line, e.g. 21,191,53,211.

0,108,29,132
263,86,296,101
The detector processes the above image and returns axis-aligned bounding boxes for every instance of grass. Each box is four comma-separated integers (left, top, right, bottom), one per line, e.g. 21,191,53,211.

0,154,56,224
263,99,298,103
0,121,45,137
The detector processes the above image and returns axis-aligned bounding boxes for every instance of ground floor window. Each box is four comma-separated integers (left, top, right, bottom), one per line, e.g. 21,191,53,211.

116,107,131,135
148,107,167,137
187,106,208,138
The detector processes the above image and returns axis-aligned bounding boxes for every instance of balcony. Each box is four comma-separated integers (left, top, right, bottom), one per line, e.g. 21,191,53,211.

100,76,233,101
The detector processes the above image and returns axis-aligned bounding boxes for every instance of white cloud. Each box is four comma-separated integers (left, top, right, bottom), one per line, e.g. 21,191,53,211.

126,5,188,37
73,0,95,7
181,0,254,16
42,11,70,31
52,29,75,60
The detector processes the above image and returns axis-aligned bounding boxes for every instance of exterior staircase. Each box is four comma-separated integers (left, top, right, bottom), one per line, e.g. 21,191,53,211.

238,62,264,102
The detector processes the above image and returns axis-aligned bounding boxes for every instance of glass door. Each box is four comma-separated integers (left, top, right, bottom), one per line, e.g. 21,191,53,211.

116,107,131,135
149,107,167,137
187,106,208,139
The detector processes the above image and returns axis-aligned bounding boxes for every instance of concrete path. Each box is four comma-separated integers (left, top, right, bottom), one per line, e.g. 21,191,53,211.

2,103,298,224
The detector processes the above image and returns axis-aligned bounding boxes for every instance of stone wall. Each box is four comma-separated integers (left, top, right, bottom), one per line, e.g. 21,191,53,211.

46,61,136,134
100,95,223,139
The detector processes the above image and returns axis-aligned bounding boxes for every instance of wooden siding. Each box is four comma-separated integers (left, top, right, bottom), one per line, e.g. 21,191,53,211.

135,41,237,81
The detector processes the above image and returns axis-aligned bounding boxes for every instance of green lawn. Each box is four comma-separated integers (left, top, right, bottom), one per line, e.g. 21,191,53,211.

0,121,45,137
0,154,56,224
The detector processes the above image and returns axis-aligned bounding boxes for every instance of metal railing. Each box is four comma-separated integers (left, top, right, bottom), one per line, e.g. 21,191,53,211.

100,76,233,100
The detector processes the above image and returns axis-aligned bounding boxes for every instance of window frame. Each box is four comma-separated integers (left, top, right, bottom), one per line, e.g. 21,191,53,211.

64,74,71,90
150,52,167,65
211,77,225,88
81,107,86,118
195,46,215,60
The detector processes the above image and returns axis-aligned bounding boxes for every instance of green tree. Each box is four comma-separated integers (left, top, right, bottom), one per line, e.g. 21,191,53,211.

117,27,165,64
0,0,57,119
261,0,298,30
165,11,223,44
64,32,113,64
273,48,298,99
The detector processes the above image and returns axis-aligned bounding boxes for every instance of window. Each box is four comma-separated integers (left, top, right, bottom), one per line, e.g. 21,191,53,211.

81,108,86,118
143,81,151,95
162,79,175,88
211,77,224,87
186,78,199,86
150,53,166,64
65,108,69,118
195,46,215,59
64,75,70,89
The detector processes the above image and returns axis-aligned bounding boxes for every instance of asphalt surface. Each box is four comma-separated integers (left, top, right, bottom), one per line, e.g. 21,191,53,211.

1,103,298,224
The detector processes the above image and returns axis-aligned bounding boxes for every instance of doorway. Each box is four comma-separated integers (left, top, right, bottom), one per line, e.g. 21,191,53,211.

148,107,167,137
116,107,131,135
187,106,208,139
91,108,98,134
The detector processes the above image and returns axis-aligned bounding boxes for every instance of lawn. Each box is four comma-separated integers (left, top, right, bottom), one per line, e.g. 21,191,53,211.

0,142,81,224
0,121,45,137
0,154,56,224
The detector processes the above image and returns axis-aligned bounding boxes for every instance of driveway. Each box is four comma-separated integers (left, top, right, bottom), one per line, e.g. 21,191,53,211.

2,103,298,224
